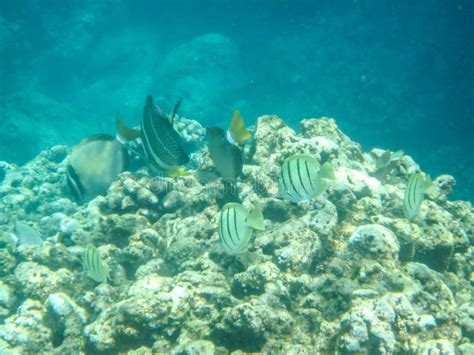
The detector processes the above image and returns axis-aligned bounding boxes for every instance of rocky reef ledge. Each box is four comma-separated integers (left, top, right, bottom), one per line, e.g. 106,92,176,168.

0,115,472,354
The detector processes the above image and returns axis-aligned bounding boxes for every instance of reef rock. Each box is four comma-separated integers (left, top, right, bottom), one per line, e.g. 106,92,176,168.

0,114,472,353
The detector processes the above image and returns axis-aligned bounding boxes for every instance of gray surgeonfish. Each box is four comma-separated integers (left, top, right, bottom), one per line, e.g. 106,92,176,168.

67,134,127,203
278,154,335,203
14,221,43,246
206,127,243,179
218,203,264,254
140,95,189,172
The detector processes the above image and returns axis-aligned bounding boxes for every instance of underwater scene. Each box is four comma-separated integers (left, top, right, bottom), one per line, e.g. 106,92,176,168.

0,0,473,354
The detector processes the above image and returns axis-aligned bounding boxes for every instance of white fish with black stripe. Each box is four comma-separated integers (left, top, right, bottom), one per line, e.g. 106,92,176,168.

403,173,432,220
278,154,336,203
218,203,265,254
82,244,109,283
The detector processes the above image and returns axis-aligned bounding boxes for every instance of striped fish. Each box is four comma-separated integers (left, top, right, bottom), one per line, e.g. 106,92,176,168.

278,154,334,203
141,95,189,171
403,173,431,220
218,203,264,254
82,244,109,283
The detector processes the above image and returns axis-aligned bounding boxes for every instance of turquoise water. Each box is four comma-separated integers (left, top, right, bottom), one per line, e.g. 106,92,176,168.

1,1,472,199
1,2,474,353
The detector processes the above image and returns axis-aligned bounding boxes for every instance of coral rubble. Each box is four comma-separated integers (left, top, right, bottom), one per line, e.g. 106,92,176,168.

0,115,472,353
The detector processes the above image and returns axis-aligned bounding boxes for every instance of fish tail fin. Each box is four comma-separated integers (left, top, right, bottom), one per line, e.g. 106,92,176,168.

167,168,192,177
319,162,336,180
423,174,434,192
229,110,252,144
246,207,265,231
312,177,328,199
116,113,141,143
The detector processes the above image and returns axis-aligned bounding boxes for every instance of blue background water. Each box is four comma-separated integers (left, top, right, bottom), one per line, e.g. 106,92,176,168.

1,0,473,200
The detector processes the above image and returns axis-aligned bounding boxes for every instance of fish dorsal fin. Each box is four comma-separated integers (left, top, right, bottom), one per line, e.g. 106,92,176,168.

228,110,252,145
168,98,183,124
319,162,336,180
423,174,433,191
116,113,141,143
245,207,265,231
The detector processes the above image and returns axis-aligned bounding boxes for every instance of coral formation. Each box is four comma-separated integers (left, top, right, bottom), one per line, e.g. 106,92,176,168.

0,115,472,353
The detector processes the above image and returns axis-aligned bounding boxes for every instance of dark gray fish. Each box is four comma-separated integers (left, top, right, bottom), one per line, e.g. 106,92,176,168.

206,127,243,179
141,95,189,171
67,134,127,203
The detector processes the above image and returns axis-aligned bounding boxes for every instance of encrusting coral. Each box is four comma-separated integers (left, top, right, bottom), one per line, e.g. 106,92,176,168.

0,114,472,353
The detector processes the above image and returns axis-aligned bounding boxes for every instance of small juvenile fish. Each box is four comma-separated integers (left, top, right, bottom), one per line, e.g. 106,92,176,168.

227,110,252,145
278,154,335,203
403,173,431,220
82,244,109,283
14,221,43,246
218,203,264,254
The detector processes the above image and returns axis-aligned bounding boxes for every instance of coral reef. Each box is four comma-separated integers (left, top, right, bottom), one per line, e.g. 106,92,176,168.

0,115,472,353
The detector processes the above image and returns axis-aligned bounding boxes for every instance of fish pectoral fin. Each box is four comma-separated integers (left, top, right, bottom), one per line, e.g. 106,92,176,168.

167,168,192,177
246,207,265,231
116,113,141,143
319,162,336,180
229,110,252,144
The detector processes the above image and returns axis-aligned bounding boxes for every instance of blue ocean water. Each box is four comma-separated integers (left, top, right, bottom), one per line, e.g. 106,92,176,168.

0,0,473,200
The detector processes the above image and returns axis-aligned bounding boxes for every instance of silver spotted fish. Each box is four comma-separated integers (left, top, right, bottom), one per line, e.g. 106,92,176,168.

82,244,109,283
141,95,189,172
278,154,335,203
218,203,264,254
